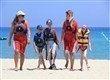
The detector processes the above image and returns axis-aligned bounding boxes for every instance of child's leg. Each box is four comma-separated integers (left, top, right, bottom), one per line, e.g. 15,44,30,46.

52,45,57,65
53,52,56,64
41,49,46,69
47,46,52,66
37,58,40,68
79,49,84,71
83,50,90,70
37,49,40,69
80,55,83,70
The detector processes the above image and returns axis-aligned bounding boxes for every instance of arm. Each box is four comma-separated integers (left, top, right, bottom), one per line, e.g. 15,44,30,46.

8,23,14,46
54,30,60,49
54,30,59,43
33,42,38,54
88,37,92,51
61,29,65,41
25,20,30,44
33,35,39,54
43,30,46,43
73,21,78,39
61,22,65,43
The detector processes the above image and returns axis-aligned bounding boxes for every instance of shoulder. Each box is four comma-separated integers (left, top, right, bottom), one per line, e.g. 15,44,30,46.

62,20,67,29
78,28,82,33
24,20,29,26
63,20,68,25
34,33,37,37
87,29,90,34
73,20,78,25
44,28,48,32
51,29,56,34
24,20,28,23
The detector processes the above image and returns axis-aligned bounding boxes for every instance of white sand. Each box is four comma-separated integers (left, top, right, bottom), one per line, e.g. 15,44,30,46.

1,59,110,80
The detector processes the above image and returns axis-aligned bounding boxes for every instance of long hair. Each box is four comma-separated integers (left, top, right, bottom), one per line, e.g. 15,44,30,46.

12,15,18,25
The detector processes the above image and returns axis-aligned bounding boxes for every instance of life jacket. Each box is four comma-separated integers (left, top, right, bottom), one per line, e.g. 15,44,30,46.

77,28,90,51
45,28,55,41
14,20,27,34
35,33,44,48
64,20,76,41
64,20,74,33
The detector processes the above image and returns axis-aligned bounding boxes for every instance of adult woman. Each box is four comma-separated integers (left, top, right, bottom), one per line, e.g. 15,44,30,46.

8,11,30,71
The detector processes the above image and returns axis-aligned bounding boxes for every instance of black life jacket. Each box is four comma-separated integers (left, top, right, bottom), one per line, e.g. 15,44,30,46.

66,25,73,31
14,20,27,34
35,33,44,47
45,28,55,41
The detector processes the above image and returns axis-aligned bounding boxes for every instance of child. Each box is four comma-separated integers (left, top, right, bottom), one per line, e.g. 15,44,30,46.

33,25,46,69
43,19,59,69
76,25,92,71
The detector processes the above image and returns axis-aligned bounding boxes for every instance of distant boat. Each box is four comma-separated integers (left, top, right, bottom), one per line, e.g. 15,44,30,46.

0,37,7,40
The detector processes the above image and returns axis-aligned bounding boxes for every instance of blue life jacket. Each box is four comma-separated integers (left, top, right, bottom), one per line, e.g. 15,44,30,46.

34,33,44,48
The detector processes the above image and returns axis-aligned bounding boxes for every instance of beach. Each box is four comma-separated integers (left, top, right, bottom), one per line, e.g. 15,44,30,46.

1,59,109,80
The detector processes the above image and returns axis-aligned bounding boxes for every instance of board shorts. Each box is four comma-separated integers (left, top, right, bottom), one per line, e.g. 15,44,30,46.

13,34,27,54
64,39,75,53
78,48,87,57
46,42,57,60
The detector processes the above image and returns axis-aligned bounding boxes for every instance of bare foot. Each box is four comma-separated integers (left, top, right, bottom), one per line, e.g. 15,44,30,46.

15,67,18,71
65,61,68,68
20,67,22,71
37,66,40,70
87,66,90,70
44,65,46,69
69,68,74,71
79,68,83,71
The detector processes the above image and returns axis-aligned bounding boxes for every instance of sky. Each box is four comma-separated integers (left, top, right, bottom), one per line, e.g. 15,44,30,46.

0,0,109,27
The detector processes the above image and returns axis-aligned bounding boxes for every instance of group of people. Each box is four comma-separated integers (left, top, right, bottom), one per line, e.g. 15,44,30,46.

8,10,92,71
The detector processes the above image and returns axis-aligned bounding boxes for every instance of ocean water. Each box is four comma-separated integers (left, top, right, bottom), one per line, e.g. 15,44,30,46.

0,27,110,59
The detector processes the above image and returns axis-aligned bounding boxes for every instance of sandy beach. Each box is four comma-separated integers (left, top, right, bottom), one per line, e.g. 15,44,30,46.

1,59,109,80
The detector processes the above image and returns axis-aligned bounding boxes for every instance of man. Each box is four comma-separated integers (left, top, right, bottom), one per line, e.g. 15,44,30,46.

61,10,78,70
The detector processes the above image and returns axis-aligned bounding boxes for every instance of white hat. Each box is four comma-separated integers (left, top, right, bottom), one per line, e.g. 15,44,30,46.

16,10,26,16
82,25,87,27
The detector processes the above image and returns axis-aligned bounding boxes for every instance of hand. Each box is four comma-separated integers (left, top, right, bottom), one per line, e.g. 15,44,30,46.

75,46,78,51
58,45,60,49
35,49,39,54
27,38,30,44
60,40,64,45
90,47,92,51
8,40,11,46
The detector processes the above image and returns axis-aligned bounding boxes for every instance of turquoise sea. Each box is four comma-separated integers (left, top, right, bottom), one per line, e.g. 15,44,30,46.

0,27,110,59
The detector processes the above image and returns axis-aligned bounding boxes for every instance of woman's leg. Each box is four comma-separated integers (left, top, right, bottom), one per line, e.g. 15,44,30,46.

14,51,19,71
19,39,27,70
20,54,24,70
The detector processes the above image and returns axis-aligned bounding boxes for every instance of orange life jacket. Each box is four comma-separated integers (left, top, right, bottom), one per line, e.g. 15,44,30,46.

77,28,90,51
